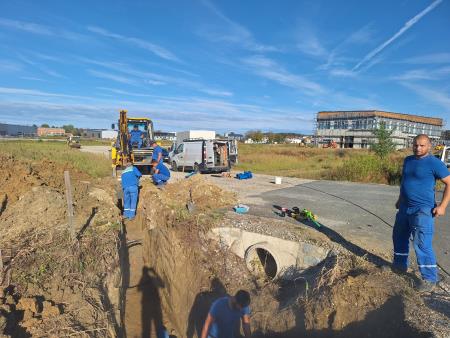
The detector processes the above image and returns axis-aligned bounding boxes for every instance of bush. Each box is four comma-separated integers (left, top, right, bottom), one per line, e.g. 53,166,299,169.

327,153,403,185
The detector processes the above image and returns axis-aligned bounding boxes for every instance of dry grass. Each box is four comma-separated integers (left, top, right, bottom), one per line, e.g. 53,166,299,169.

0,140,111,178
235,143,407,184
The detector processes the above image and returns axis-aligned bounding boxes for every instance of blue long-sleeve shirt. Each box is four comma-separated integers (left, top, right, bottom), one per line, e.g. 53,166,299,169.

121,166,142,188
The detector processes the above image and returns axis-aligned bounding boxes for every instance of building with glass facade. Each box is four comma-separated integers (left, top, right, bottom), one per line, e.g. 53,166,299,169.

315,110,443,149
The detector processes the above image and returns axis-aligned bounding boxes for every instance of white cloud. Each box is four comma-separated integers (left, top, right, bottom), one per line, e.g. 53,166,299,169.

80,58,233,97
353,0,443,71
199,88,233,97
391,66,450,81
20,76,46,82
87,26,179,62
321,24,374,71
0,60,23,72
403,53,450,64
87,69,138,85
198,0,279,52
402,83,450,110
242,55,324,95
297,33,327,57
328,68,357,77
0,18,88,41
0,18,53,35
97,87,154,98
0,87,86,99
0,86,313,132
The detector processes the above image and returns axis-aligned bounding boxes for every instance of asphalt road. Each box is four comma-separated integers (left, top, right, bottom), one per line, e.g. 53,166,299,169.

246,180,449,277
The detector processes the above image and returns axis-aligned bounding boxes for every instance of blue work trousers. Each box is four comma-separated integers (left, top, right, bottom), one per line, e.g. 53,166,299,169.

392,207,437,282
123,185,138,219
153,173,170,185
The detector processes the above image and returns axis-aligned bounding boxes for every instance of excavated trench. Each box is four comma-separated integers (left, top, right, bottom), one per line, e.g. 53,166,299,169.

118,182,442,338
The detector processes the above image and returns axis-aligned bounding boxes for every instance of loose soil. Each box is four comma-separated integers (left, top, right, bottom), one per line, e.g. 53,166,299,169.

0,153,122,337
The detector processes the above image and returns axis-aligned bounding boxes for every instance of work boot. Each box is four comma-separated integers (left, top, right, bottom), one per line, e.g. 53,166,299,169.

416,280,436,293
380,264,407,274
391,265,408,274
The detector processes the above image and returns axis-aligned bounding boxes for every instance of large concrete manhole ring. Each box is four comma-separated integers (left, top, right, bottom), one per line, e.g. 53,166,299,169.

245,245,278,280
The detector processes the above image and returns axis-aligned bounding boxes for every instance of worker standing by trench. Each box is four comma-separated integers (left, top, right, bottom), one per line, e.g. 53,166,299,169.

392,134,450,292
150,140,163,164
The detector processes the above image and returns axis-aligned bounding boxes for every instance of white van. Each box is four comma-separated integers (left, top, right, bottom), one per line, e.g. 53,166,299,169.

170,139,235,173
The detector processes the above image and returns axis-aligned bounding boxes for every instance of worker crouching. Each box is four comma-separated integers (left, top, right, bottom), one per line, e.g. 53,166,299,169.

152,160,170,188
121,161,142,220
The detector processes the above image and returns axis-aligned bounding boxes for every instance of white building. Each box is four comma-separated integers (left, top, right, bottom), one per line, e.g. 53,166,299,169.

101,130,118,139
316,110,443,149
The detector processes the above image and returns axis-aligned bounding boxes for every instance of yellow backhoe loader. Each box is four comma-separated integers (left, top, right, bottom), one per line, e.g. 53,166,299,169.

111,110,155,176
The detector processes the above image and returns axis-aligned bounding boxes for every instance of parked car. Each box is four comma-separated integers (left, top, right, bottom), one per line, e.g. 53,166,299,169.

170,139,236,173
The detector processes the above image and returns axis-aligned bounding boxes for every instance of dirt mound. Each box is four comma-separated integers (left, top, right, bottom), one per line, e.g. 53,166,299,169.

164,175,236,211
0,154,122,337
0,153,89,208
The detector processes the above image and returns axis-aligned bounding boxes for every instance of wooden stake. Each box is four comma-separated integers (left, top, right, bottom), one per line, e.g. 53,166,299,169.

0,249,3,283
64,171,75,241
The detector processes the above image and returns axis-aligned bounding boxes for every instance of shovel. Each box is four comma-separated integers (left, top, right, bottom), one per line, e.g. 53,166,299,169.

186,188,196,213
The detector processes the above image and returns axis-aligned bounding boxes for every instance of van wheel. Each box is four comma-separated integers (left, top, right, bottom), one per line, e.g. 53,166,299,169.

171,161,178,171
193,163,200,173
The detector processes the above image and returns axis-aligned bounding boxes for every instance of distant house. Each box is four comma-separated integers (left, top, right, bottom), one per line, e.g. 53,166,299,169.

225,132,244,141
101,130,118,139
0,123,37,137
37,127,65,136
81,129,103,138
244,137,268,144
286,137,303,144
155,131,176,141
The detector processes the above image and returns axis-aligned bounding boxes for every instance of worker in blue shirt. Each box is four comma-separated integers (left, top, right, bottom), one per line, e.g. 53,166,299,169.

121,162,142,219
201,290,251,338
129,125,143,149
150,140,163,164
393,134,450,293
152,160,170,187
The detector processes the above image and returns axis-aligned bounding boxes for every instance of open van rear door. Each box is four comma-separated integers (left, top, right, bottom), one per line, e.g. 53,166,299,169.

228,139,238,165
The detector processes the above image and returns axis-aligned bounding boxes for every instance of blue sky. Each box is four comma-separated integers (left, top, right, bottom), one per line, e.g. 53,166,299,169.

0,0,449,133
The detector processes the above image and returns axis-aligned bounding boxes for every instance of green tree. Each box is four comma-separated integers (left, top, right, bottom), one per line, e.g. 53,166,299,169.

62,124,76,134
246,130,263,143
40,123,50,128
371,122,396,158
274,133,286,144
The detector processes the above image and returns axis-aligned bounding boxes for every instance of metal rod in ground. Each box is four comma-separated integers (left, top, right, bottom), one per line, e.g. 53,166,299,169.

64,170,75,241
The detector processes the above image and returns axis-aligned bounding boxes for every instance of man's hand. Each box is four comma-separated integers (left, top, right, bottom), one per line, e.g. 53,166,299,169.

242,314,251,337
433,204,446,217
201,314,213,338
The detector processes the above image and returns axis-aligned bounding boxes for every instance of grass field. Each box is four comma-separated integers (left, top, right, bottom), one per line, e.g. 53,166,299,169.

0,140,111,178
235,143,406,185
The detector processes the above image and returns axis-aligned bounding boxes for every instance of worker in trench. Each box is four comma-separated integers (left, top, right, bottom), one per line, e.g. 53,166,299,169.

151,160,170,188
392,134,450,293
121,160,142,220
201,290,251,338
